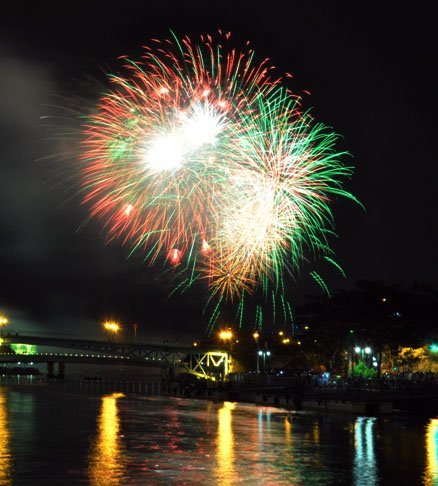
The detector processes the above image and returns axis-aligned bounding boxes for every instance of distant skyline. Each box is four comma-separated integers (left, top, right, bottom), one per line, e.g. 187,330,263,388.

0,2,436,337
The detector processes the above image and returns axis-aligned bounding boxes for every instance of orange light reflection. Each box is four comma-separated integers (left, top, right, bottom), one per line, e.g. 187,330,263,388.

0,392,12,485
216,401,235,486
89,393,125,486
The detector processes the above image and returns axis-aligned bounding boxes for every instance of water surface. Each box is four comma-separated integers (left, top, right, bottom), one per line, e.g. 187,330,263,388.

0,386,436,485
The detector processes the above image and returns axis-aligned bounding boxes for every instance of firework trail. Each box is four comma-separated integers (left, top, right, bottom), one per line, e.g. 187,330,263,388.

80,32,358,330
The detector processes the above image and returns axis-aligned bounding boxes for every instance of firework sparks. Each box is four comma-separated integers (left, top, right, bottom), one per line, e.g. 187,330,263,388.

80,32,358,329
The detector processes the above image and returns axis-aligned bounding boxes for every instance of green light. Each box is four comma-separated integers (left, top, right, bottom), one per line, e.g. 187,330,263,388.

429,344,438,353
10,343,37,355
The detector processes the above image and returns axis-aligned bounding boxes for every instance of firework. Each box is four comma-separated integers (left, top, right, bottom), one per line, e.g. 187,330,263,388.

80,32,357,329
81,32,282,264
205,93,357,297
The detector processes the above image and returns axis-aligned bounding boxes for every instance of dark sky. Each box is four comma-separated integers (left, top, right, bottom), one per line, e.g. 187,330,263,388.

0,1,436,340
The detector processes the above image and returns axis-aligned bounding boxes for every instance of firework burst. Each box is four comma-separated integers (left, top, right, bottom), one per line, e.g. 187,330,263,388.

80,32,358,330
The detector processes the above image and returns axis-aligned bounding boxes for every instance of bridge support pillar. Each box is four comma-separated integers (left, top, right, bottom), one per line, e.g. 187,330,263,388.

58,362,65,379
47,361,55,379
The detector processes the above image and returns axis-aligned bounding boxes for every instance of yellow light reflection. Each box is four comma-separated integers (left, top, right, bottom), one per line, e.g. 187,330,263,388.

425,418,438,485
284,415,292,446
216,401,236,486
89,393,125,486
312,419,320,444
0,392,12,485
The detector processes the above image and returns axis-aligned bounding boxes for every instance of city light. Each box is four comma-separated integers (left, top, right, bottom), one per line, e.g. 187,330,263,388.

258,350,271,372
355,346,372,354
0,315,8,327
103,320,121,340
429,344,438,353
253,332,259,340
103,321,120,333
219,330,233,341
282,338,290,344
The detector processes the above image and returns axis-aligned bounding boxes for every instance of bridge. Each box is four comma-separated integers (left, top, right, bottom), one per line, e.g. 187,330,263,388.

0,333,231,381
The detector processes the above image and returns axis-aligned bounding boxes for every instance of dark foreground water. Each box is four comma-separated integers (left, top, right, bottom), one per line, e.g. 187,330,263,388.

0,385,436,485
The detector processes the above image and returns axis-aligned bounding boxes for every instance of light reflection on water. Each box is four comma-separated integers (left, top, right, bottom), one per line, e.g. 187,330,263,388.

0,392,12,486
0,387,436,485
425,418,438,485
216,401,235,485
88,392,126,486
353,417,377,486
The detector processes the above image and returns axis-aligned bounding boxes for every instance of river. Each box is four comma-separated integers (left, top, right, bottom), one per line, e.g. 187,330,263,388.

0,385,436,485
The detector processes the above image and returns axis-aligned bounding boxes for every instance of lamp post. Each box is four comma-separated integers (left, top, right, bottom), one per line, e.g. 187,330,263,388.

253,332,260,372
258,350,271,373
219,329,233,355
355,346,372,360
353,346,372,374
103,320,121,342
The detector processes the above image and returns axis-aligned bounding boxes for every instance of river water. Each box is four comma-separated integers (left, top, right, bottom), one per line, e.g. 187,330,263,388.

0,385,436,485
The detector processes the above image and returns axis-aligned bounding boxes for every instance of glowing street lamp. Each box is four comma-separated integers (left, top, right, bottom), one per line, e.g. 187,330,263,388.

429,344,438,353
219,329,233,355
0,314,8,336
258,350,271,373
353,346,372,373
103,320,121,341
253,332,260,372
219,330,233,341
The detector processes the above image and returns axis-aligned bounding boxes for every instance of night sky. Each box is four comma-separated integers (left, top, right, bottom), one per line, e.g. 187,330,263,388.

0,2,436,340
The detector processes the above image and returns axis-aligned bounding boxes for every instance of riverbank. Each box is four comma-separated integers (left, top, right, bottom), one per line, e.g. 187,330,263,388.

2,374,437,416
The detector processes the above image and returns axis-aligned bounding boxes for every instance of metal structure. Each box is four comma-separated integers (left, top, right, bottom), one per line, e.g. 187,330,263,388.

0,333,230,381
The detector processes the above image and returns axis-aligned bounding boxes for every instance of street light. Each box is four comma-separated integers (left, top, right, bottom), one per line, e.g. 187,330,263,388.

0,314,8,336
258,350,271,373
219,329,233,355
253,332,260,372
103,320,121,341
219,330,233,341
353,346,372,374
